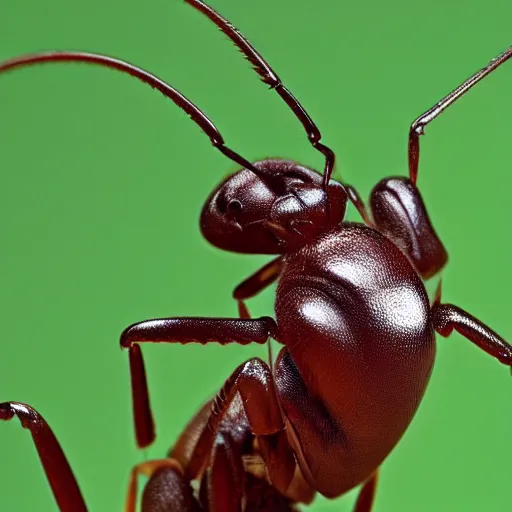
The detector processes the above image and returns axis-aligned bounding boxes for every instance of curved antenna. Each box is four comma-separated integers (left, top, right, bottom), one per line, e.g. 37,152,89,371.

185,0,336,189
0,51,269,181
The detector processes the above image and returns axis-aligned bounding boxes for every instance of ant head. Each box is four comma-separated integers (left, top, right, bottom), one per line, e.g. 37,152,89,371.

200,159,347,254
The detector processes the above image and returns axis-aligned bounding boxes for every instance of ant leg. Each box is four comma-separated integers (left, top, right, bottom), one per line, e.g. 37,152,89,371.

126,459,201,512
345,185,373,226
353,471,379,512
432,303,512,366
233,258,283,368
189,357,296,496
185,0,336,188
408,46,512,185
120,316,278,448
233,256,284,318
0,402,87,512
169,399,213,468
199,432,245,511
127,401,243,511
373,47,512,277
169,400,247,510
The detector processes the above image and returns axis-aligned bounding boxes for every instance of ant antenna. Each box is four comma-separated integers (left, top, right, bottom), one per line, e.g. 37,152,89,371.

0,52,270,183
408,46,512,185
185,0,336,189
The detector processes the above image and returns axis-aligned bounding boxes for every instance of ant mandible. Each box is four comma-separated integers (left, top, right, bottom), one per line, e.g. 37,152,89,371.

1,1,511,511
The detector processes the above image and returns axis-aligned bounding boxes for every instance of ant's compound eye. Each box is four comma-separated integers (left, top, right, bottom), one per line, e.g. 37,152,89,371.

214,194,243,219
226,199,242,214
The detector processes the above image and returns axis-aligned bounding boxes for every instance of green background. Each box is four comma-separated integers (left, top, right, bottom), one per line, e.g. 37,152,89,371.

1,0,511,510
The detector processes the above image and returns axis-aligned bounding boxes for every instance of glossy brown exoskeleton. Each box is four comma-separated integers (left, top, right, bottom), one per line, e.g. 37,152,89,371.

1,1,511,511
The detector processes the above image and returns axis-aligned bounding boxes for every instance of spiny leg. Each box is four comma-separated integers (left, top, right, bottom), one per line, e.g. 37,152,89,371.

0,402,87,512
127,401,240,512
128,360,295,511
432,303,512,367
0,52,271,185
168,399,247,511
185,0,336,188
408,46,512,185
187,357,296,496
353,471,379,512
120,316,278,448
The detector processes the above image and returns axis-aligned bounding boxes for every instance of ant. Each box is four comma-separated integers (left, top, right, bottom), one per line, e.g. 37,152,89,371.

1,0,511,510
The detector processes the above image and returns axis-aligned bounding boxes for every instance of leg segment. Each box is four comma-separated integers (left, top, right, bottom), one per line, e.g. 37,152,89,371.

120,316,278,448
0,402,87,512
126,459,201,512
371,44,512,278
353,471,379,512
188,358,296,495
128,402,232,512
185,0,336,187
233,256,283,318
345,184,373,226
169,399,213,469
199,433,245,512
408,46,512,185
233,258,283,368
432,303,512,366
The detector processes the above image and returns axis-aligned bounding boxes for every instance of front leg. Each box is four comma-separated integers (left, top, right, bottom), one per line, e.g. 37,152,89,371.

234,257,284,371
120,316,278,448
233,256,283,318
432,303,512,367
189,357,296,499
354,471,379,512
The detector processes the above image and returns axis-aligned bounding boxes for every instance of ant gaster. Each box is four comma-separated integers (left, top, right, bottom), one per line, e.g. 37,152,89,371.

1,1,511,511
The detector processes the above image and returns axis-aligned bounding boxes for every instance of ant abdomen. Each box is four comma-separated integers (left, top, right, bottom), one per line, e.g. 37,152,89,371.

200,159,347,254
